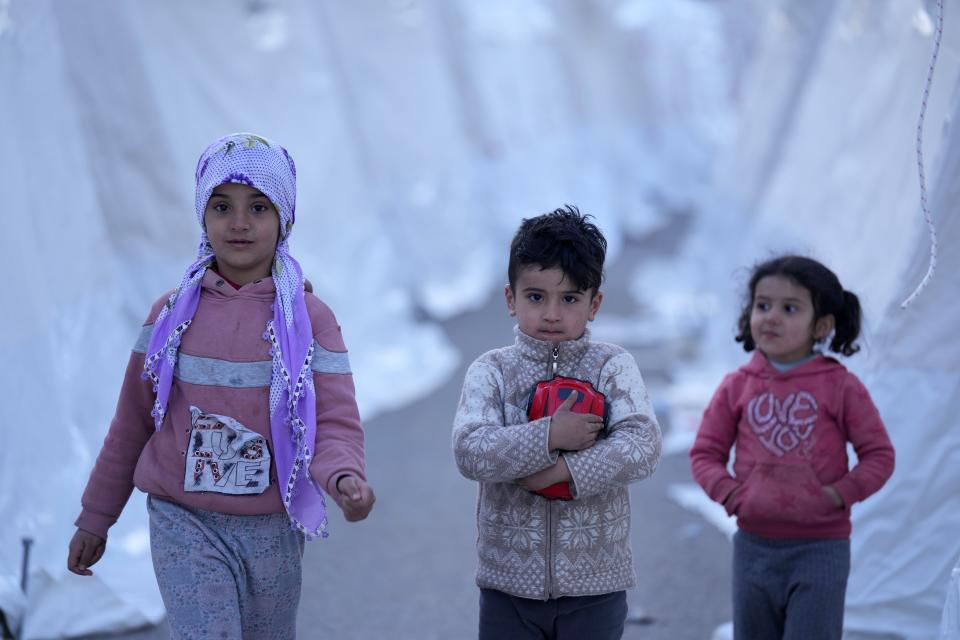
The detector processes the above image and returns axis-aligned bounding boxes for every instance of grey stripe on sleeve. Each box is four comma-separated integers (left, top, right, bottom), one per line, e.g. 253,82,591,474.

133,324,154,354
311,344,351,374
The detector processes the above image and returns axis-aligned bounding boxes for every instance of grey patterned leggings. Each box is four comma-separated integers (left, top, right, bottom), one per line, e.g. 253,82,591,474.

147,496,304,639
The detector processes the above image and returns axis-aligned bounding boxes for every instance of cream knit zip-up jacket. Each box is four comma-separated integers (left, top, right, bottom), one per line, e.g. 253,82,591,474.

453,328,661,600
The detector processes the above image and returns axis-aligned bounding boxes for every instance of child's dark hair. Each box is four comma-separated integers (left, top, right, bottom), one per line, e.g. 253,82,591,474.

508,205,607,295
736,255,863,356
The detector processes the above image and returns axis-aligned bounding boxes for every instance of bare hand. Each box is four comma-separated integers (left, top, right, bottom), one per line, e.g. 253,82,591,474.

68,529,106,576
722,485,741,515
519,457,572,491
336,475,376,522
547,394,604,451
823,485,844,509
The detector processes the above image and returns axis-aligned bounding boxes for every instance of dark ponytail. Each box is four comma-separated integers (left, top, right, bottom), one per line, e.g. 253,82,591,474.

830,290,862,356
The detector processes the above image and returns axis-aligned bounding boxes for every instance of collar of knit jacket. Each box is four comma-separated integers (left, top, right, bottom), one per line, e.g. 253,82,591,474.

513,326,591,365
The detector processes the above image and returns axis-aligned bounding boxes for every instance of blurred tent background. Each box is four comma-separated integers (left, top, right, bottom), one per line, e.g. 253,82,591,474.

0,1,958,638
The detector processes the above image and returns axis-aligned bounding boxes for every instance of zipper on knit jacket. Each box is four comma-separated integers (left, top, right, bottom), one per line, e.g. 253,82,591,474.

545,500,554,599
544,344,559,599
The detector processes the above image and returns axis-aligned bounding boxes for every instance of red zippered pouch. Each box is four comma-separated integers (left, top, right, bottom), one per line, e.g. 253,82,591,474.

526,376,608,500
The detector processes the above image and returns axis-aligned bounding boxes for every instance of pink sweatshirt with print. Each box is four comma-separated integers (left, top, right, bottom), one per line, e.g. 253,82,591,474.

689,352,894,539
75,271,366,540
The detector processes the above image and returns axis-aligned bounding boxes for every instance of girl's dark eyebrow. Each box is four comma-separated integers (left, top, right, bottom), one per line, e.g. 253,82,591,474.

209,190,269,199
755,294,805,303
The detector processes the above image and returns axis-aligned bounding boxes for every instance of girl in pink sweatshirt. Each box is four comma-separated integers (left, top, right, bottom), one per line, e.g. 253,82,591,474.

66,133,375,639
689,255,894,640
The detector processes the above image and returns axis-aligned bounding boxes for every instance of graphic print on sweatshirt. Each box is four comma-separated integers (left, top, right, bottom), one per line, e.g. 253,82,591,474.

184,406,271,494
746,390,819,457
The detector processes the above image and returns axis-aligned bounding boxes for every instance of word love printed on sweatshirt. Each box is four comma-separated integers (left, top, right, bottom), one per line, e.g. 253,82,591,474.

747,390,819,457
184,406,271,495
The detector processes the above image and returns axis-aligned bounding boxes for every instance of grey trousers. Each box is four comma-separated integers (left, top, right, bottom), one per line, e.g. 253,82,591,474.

147,496,304,640
479,588,627,640
733,530,850,640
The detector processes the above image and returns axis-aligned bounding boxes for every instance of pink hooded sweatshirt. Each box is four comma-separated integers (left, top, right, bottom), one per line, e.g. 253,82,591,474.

690,352,894,539
75,271,366,540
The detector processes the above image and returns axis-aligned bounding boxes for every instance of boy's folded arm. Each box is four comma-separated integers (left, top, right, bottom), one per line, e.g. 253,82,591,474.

564,352,662,499
452,361,558,482
77,352,157,539
564,415,660,499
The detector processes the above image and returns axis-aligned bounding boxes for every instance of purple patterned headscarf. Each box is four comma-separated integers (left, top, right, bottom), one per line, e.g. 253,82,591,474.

143,133,327,540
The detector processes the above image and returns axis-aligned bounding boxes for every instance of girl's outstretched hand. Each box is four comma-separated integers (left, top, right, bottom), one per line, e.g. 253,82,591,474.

68,528,106,576
336,475,376,522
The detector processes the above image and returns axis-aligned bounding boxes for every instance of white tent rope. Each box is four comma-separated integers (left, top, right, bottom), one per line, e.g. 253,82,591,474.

902,0,944,309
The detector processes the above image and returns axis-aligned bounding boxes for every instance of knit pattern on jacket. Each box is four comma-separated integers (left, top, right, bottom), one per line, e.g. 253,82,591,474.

453,328,661,600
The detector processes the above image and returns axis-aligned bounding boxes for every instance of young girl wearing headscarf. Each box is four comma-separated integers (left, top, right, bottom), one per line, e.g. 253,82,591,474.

67,133,374,638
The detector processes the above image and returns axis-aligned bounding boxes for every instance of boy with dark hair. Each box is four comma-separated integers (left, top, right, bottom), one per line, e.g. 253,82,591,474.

453,205,662,639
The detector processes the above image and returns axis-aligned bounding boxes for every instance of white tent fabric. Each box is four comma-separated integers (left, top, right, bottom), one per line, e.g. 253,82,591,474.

2,0,957,637
1,1,726,636
943,558,960,639
847,85,960,636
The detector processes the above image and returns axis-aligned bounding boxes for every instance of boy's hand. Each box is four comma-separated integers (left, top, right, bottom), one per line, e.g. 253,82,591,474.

519,457,572,491
336,475,376,522
67,529,106,576
547,393,604,451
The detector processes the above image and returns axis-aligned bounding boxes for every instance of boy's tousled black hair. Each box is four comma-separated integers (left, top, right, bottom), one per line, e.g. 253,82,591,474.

736,255,863,356
508,205,607,294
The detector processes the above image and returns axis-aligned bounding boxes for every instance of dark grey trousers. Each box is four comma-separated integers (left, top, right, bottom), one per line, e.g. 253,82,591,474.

733,530,850,640
479,588,627,640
